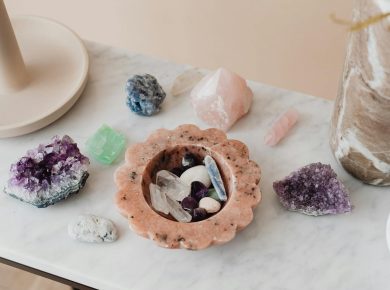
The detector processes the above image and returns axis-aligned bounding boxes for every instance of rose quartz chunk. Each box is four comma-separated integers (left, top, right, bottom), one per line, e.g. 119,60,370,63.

190,68,253,131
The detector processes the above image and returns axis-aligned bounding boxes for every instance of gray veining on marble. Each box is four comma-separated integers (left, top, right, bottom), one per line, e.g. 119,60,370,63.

0,41,389,290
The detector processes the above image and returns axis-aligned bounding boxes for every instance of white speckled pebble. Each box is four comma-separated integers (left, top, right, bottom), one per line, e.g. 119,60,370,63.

180,165,211,187
199,197,221,213
68,214,118,243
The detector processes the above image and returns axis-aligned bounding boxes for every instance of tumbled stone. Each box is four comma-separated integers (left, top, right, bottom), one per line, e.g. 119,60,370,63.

86,124,126,165
192,208,208,222
125,74,166,116
181,196,198,212
182,153,198,168
190,67,253,131
68,214,118,243
4,136,89,208
180,165,211,188
171,68,204,97
207,188,221,201
199,197,221,213
156,170,190,201
273,162,352,216
149,183,169,214
204,156,227,201
190,181,209,201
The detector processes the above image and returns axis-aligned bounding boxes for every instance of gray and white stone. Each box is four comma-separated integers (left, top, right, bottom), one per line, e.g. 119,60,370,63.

68,214,118,243
199,197,221,214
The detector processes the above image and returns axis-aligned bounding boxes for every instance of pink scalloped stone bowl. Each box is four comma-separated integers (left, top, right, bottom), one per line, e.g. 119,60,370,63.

114,124,261,250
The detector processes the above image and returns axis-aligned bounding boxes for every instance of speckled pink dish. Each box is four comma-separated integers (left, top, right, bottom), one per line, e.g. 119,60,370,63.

114,124,261,250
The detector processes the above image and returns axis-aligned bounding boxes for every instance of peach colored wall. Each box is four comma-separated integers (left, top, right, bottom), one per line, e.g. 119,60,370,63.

6,0,353,99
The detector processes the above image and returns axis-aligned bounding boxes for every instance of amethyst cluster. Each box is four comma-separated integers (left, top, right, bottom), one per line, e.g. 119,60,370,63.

273,162,352,216
4,135,90,208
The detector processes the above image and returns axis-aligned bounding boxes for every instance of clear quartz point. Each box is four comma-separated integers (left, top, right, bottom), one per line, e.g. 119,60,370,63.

156,170,190,201
149,183,169,214
171,68,204,97
166,196,192,223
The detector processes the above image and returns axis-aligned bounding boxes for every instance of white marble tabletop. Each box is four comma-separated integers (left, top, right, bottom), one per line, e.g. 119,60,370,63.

0,41,389,290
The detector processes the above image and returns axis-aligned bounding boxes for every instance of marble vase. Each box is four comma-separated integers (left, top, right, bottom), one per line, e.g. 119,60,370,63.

330,0,390,186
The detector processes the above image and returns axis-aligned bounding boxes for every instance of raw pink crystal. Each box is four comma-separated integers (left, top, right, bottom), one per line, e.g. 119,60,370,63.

264,108,299,146
190,68,253,131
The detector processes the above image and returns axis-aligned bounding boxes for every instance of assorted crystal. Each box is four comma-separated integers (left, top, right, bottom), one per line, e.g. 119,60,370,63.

204,155,227,201
192,208,208,222
199,197,221,214
149,183,169,214
86,124,126,165
166,195,192,223
156,170,190,201
182,153,198,168
180,165,211,188
190,181,209,201
181,196,199,212
171,68,204,97
4,135,90,208
190,67,253,131
68,214,118,243
149,154,226,222
125,74,166,116
273,162,352,216
207,188,221,201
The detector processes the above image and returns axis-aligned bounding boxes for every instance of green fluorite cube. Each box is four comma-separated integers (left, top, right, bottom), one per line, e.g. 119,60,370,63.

86,125,126,164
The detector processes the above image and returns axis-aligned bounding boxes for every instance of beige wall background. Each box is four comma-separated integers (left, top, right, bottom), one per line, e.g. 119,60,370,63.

6,0,354,99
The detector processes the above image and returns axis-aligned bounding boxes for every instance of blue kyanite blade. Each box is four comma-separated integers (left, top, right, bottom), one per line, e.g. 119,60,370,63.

204,155,227,201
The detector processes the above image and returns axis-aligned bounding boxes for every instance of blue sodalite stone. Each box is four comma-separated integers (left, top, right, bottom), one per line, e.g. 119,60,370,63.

125,74,166,116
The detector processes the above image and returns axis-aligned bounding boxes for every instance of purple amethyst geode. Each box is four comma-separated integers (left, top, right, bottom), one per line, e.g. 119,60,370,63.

4,135,90,208
273,163,352,216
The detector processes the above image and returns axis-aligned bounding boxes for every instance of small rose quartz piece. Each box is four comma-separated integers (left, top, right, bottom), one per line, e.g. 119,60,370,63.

264,108,299,147
190,68,253,131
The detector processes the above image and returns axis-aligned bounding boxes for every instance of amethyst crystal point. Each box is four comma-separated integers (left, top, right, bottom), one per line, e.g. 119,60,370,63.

273,162,352,216
4,135,90,208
